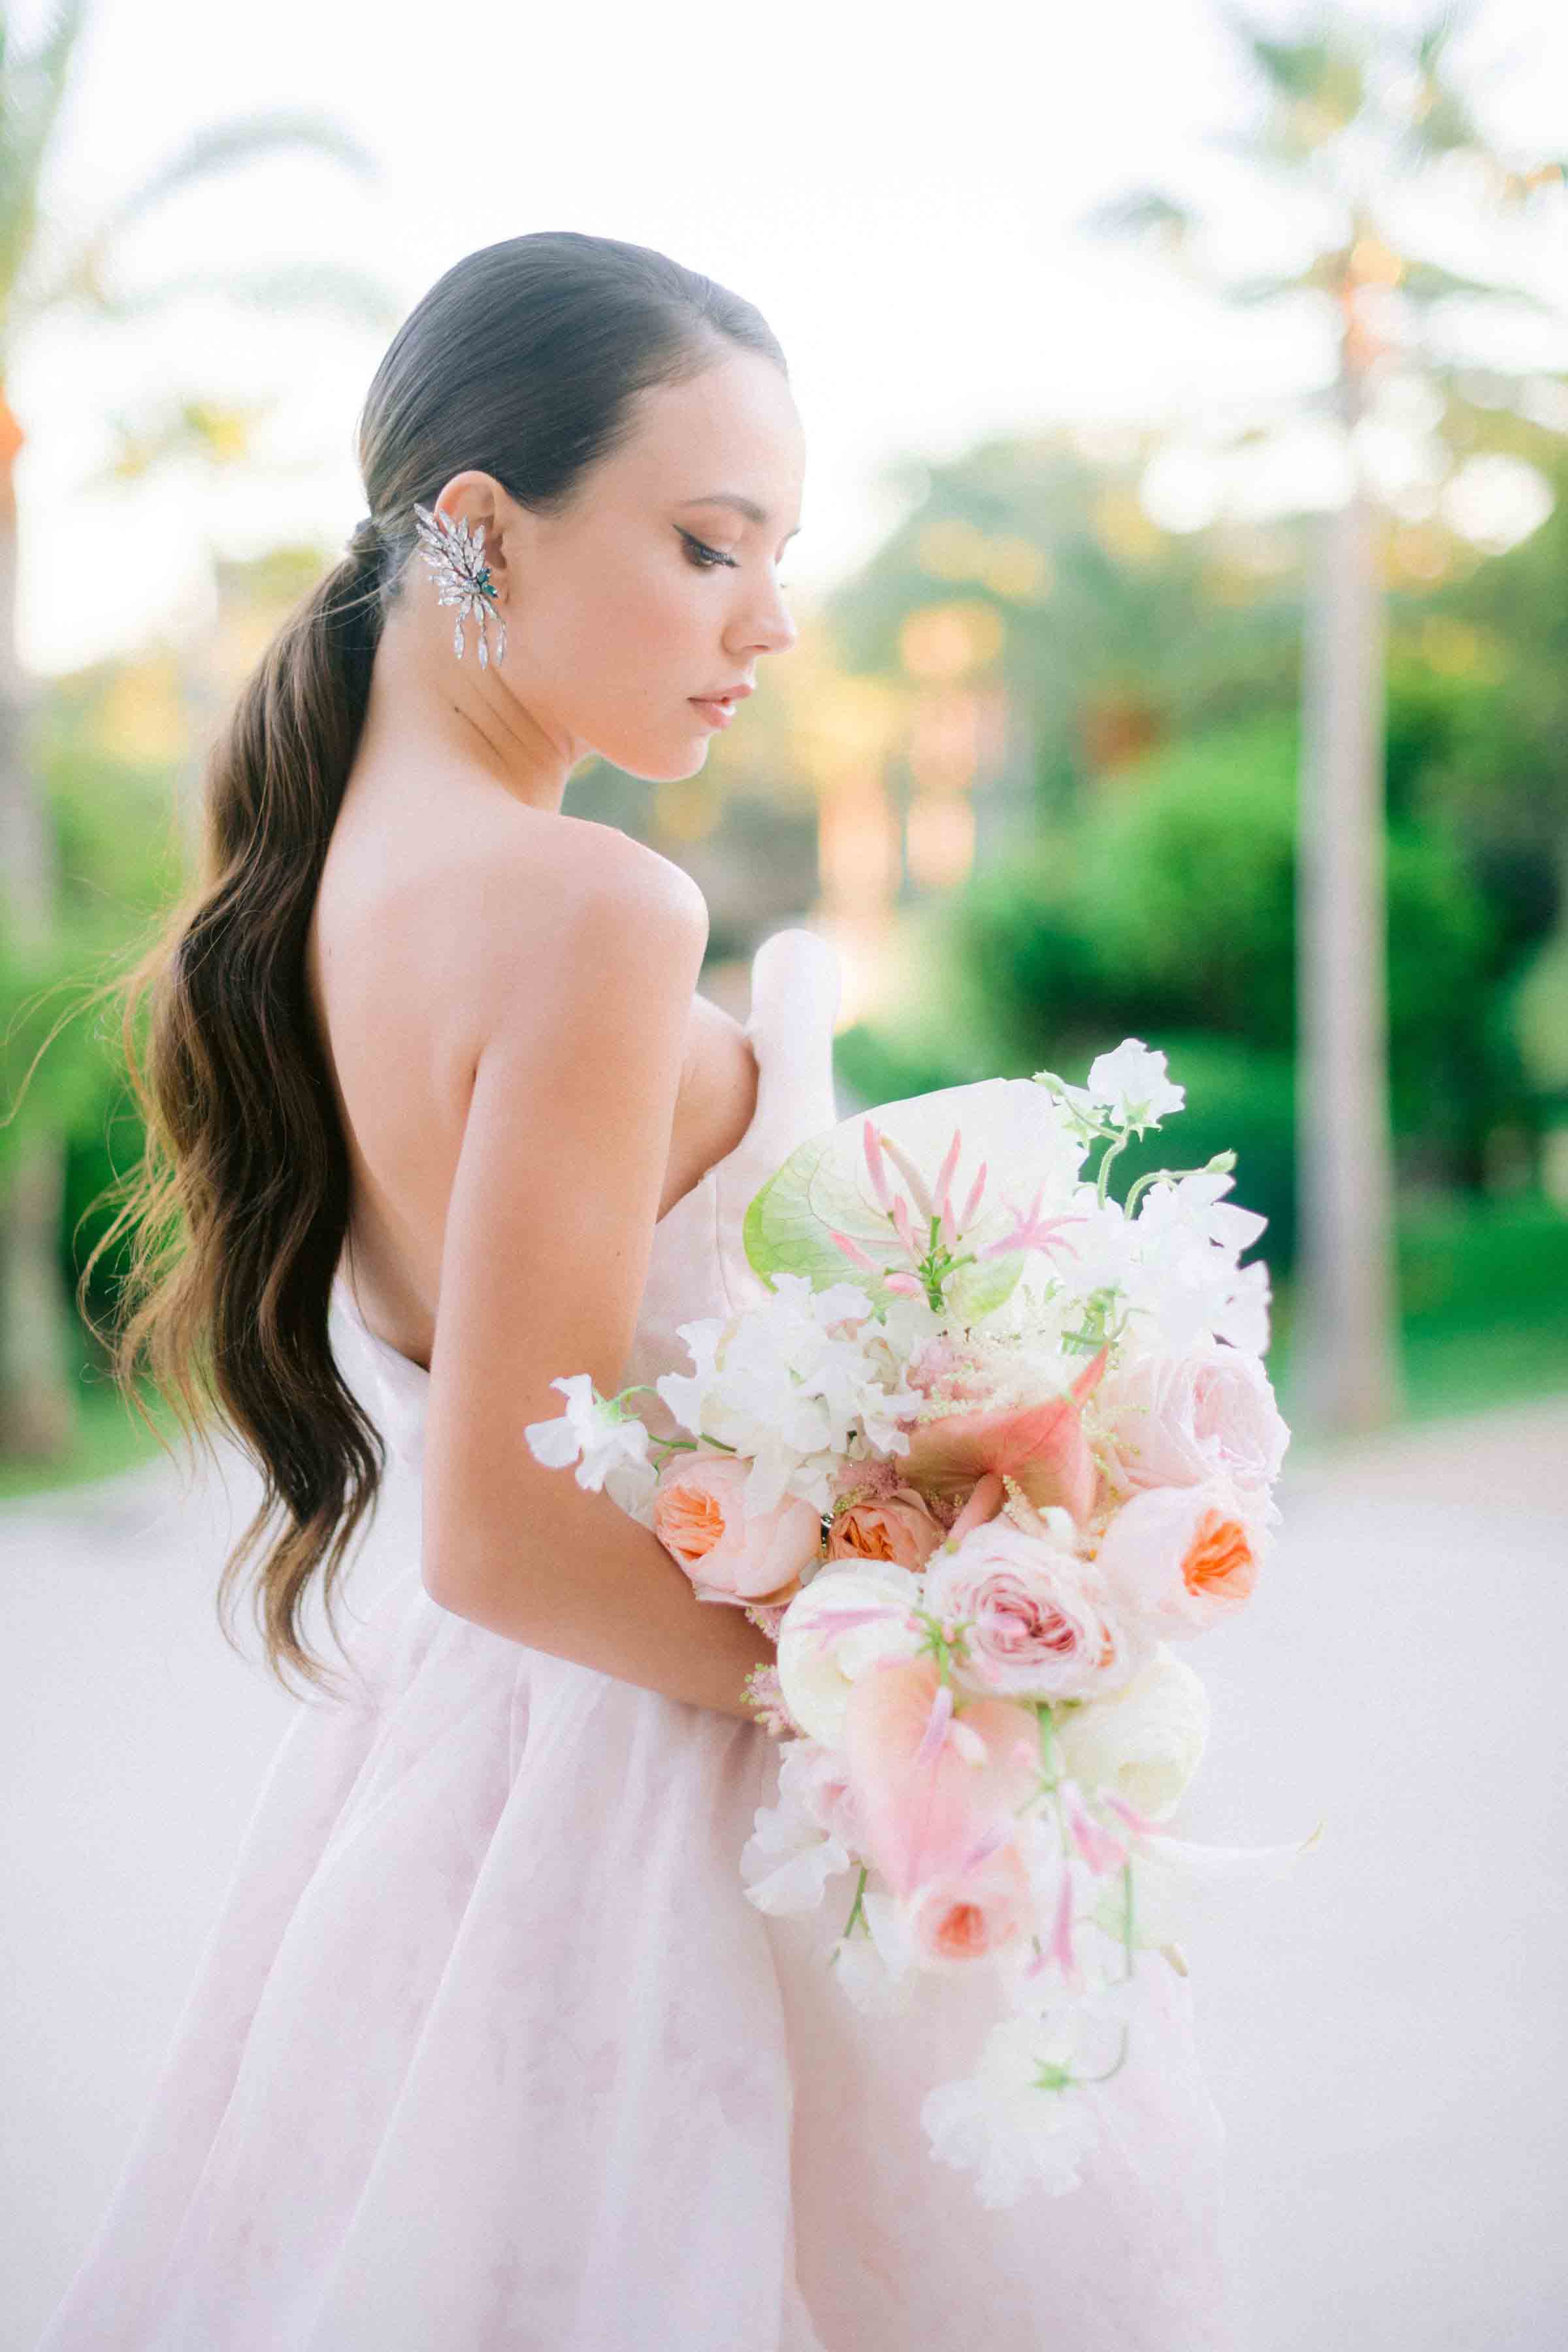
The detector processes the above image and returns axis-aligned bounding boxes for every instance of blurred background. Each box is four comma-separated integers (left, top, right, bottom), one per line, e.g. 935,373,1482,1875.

1,1,1565,2347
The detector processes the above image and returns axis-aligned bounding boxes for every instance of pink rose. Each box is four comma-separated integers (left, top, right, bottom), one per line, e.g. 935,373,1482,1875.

841,1655,1039,1899
651,1452,823,1605
924,1518,1145,1701
1095,1342,1288,1512
904,1838,1036,1965
826,1484,946,1570
1093,1479,1264,1638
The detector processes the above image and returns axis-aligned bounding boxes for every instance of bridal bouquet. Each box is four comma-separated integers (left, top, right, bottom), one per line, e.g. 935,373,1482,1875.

525,1039,1314,2208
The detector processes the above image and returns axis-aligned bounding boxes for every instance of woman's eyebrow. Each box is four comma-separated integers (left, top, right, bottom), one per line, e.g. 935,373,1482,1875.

679,493,802,542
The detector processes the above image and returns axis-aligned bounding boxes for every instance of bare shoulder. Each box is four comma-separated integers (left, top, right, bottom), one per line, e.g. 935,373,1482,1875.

447,812,708,1062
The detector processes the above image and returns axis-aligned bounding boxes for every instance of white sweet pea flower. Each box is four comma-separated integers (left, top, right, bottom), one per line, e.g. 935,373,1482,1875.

1086,1040,1184,1130
921,2009,1103,2206
659,1275,924,1519
523,1374,657,1509
652,1313,728,1435
1119,1171,1273,1357
1213,1255,1273,1357
830,1889,921,2016
740,1741,853,1915
1135,1169,1266,1260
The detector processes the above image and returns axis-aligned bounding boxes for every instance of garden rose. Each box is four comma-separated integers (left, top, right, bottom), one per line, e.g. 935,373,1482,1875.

1092,1480,1264,1638
1054,1644,1211,1821
826,1483,947,1569
1094,1341,1288,1514
650,1451,823,1605
774,1565,927,1748
904,1839,1036,1966
924,1518,1147,1702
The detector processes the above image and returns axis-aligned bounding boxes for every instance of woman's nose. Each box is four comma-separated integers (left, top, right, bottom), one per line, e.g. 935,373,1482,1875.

742,585,797,657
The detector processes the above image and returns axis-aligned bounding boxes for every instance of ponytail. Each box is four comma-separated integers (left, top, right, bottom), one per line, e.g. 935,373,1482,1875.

82,537,391,1699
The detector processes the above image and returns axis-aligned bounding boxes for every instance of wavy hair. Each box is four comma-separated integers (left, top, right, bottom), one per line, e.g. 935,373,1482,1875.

78,231,787,1698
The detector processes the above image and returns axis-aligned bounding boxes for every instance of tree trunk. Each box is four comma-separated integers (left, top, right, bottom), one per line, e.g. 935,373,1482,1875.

0,382,75,1457
1290,479,1403,1435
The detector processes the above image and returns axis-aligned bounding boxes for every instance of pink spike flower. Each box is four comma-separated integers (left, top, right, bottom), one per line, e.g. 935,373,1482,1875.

980,1184,1090,1267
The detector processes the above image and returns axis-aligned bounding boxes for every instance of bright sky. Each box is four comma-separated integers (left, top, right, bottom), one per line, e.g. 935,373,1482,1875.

12,0,1568,675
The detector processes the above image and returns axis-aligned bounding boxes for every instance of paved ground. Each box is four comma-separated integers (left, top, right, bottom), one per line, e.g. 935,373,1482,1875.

3,1378,1565,2352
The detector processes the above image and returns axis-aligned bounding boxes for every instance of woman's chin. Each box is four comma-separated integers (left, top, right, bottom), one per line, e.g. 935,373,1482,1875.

618,737,711,785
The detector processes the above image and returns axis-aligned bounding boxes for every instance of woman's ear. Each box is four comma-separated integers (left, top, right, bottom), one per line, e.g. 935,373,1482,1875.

429,469,518,591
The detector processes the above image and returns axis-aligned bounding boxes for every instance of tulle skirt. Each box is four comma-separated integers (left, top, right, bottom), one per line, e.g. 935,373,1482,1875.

37,1561,1235,2351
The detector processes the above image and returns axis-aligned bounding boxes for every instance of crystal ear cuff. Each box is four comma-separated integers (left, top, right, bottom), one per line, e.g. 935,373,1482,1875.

412,501,508,669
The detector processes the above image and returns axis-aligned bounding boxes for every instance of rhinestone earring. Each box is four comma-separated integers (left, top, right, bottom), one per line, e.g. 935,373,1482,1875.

412,502,508,668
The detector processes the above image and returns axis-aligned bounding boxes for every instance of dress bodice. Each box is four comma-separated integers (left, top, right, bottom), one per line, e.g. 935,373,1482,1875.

330,924,843,1477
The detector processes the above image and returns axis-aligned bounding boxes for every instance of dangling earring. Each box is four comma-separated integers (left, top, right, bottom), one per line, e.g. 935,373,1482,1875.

412,502,508,669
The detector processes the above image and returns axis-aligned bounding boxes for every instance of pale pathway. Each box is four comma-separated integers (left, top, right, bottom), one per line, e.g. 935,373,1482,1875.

3,1367,1564,2352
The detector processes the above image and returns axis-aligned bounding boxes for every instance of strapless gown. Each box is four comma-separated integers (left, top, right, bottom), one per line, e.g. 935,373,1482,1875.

35,925,1235,2351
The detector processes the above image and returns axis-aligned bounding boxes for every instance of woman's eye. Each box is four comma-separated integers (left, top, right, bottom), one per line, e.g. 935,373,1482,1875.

679,531,736,570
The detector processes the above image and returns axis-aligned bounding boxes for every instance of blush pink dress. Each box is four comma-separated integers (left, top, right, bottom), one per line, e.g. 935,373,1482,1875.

35,925,1235,2351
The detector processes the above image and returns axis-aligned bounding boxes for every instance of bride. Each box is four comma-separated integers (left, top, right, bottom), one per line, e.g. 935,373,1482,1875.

39,230,1235,2349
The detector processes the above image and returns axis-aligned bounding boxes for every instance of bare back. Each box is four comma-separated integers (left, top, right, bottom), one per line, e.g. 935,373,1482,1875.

306,762,759,1371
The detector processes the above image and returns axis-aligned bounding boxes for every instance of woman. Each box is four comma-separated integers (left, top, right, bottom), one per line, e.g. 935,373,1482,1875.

39,231,1234,2349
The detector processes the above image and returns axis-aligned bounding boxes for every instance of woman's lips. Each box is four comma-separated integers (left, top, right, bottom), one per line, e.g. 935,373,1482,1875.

689,696,736,728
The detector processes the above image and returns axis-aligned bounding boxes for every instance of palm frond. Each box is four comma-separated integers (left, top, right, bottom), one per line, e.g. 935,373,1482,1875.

1219,5,1365,133
1399,255,1550,313
1078,189,1195,244
0,0,93,308
1222,269,1331,308
86,395,280,486
26,257,404,334
1414,4,1473,78
96,109,381,242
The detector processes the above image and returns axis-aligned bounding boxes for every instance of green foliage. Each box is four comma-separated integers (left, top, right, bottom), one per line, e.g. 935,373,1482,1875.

1075,719,1298,1048
832,1020,977,1111
0,917,122,1175
846,711,1518,1271
1509,932,1568,1100
1394,1192,1568,1417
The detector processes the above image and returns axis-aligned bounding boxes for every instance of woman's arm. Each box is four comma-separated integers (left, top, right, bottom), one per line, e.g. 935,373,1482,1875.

419,836,776,1720
428,1491,779,1721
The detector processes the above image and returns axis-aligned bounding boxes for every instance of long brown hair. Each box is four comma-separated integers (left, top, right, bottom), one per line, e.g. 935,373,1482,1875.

79,231,787,1698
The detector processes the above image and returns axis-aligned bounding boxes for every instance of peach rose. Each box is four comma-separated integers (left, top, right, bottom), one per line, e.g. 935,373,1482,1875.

1093,1479,1264,1639
651,1450,823,1605
826,1484,946,1570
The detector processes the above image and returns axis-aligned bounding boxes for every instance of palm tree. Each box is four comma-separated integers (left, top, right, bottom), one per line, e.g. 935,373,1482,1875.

0,0,399,1455
1086,4,1566,1437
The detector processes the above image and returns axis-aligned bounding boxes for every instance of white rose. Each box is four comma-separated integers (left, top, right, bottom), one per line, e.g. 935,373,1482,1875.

774,1563,926,1749
1054,1644,1210,1821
